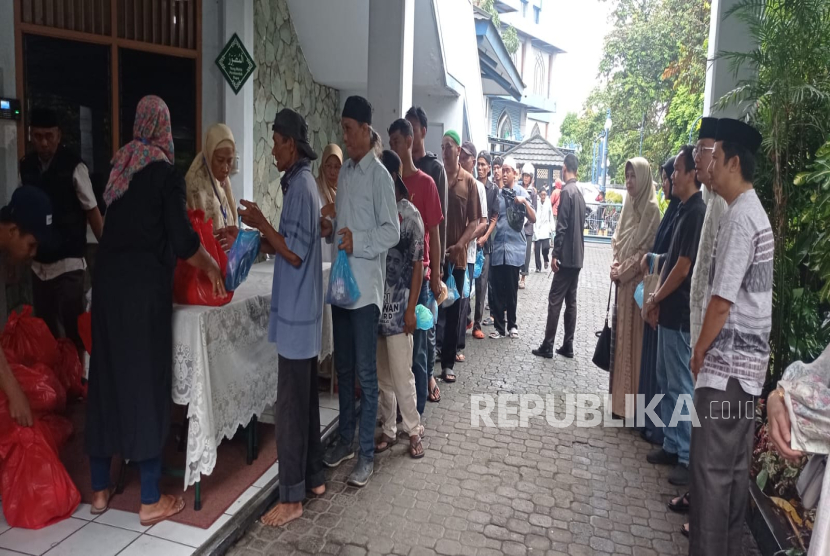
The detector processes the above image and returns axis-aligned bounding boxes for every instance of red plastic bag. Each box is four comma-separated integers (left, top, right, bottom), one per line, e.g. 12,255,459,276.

55,339,85,399
77,312,92,355
1,306,58,368
39,414,73,450
173,210,234,306
0,419,80,529
11,363,66,414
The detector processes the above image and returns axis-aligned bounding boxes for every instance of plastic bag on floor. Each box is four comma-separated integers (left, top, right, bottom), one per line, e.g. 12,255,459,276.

11,363,66,414
55,339,85,399
1,306,58,368
77,312,92,356
225,228,261,291
173,210,234,306
326,246,361,307
0,419,81,529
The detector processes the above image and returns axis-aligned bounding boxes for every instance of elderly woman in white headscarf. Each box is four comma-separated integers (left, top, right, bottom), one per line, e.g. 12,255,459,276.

609,157,661,418
316,144,343,264
186,123,238,232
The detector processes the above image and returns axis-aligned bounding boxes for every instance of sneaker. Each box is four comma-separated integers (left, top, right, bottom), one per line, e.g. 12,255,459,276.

647,448,679,466
482,317,494,326
347,457,374,487
669,464,691,486
509,328,520,339
532,346,553,359
489,331,505,339
556,346,574,359
323,443,355,468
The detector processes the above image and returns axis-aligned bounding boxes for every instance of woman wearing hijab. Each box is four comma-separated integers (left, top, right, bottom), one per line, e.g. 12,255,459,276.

316,144,343,263
636,157,681,444
86,96,226,526
609,157,661,418
186,123,238,232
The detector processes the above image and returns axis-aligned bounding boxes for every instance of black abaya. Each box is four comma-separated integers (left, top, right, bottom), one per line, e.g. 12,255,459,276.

85,161,200,461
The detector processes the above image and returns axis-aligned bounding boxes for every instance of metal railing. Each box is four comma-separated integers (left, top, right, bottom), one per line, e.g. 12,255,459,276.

583,202,622,242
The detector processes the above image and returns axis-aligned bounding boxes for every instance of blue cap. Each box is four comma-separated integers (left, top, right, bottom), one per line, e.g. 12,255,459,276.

1,186,52,244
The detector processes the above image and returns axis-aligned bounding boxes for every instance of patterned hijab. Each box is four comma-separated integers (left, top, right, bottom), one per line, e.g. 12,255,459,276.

613,157,661,262
104,95,174,206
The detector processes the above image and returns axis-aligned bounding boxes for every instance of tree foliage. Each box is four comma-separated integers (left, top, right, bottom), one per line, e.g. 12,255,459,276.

476,0,520,55
564,0,710,183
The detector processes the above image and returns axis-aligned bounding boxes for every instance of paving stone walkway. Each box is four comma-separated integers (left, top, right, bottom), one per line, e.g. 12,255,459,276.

229,243,762,556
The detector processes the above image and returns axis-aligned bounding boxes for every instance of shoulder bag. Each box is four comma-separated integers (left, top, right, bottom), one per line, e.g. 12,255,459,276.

592,283,613,372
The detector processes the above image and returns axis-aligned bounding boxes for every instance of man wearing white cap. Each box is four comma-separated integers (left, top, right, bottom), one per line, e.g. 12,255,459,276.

488,157,535,339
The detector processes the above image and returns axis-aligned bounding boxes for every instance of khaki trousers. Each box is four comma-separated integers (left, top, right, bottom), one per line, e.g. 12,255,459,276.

377,334,420,437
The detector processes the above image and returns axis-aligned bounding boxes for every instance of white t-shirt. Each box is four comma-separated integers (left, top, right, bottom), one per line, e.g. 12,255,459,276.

467,179,488,264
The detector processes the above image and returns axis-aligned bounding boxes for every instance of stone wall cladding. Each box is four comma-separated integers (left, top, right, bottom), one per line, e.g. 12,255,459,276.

252,0,341,225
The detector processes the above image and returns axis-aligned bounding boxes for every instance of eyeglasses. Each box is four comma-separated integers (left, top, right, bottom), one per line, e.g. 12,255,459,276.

693,146,715,156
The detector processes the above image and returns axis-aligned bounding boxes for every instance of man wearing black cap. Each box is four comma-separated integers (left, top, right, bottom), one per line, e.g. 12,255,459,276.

237,109,326,527
689,118,771,556
374,150,425,459
689,117,728,349
0,186,53,427
473,151,499,338
388,118,444,409
321,96,400,488
19,108,103,352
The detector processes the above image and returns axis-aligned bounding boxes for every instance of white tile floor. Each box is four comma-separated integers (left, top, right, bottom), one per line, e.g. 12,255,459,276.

0,403,339,555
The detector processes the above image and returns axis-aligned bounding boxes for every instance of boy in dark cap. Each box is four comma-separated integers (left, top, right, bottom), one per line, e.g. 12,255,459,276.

688,118,770,556
19,107,103,355
0,186,54,427
373,150,425,459
321,96,400,488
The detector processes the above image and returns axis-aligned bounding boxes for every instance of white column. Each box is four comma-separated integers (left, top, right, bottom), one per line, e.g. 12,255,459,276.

703,0,756,118
367,0,414,130
222,0,255,205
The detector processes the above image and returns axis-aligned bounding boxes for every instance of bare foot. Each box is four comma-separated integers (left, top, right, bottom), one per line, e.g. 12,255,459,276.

261,501,303,527
310,485,325,496
139,494,185,526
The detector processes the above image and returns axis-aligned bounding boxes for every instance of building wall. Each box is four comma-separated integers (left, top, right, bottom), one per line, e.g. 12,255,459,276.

490,100,524,142
252,0,341,226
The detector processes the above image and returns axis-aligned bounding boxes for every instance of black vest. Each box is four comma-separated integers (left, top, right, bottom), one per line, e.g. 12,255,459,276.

19,146,88,264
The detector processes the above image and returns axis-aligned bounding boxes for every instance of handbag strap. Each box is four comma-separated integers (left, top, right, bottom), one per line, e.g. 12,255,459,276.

604,282,613,322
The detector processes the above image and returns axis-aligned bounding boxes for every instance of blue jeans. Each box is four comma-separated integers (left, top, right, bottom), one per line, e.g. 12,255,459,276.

412,279,431,415
656,325,694,465
90,456,161,505
332,304,380,461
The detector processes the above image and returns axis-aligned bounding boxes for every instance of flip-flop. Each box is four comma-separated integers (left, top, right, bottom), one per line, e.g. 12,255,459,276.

441,371,456,383
409,436,425,459
139,496,186,527
90,486,117,516
668,492,691,514
455,353,466,363
374,434,397,453
428,382,441,402
680,523,689,539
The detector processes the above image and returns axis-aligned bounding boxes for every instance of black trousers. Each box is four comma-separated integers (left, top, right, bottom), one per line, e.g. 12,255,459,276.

489,265,520,336
541,267,580,350
440,265,468,371
276,355,325,503
534,239,550,271
32,269,85,352
689,380,756,556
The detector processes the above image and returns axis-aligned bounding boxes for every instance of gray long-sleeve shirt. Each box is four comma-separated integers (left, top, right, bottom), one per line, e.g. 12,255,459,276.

332,151,401,311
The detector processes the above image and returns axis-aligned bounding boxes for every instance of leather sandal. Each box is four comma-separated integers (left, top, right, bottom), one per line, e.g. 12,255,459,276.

139,495,186,527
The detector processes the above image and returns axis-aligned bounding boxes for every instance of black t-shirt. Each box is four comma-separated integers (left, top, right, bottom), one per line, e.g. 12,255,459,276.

658,191,706,331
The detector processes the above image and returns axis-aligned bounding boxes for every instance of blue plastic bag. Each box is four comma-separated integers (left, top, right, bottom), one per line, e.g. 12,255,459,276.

462,266,471,298
224,229,261,291
442,264,460,308
425,289,438,325
474,249,484,279
634,281,645,309
415,305,433,330
326,246,361,306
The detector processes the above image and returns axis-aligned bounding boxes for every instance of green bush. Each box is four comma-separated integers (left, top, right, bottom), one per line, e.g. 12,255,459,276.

605,190,623,204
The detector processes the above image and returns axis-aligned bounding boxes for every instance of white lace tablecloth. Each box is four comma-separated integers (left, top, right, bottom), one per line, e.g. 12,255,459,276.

172,261,332,487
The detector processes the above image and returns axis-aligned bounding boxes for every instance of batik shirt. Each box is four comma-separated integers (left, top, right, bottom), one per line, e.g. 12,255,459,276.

379,199,424,337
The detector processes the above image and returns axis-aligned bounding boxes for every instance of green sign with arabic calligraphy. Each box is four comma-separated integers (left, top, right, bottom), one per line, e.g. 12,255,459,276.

215,33,256,95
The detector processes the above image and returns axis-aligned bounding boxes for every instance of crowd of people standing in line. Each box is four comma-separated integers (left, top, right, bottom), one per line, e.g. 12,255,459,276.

8,93,830,555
